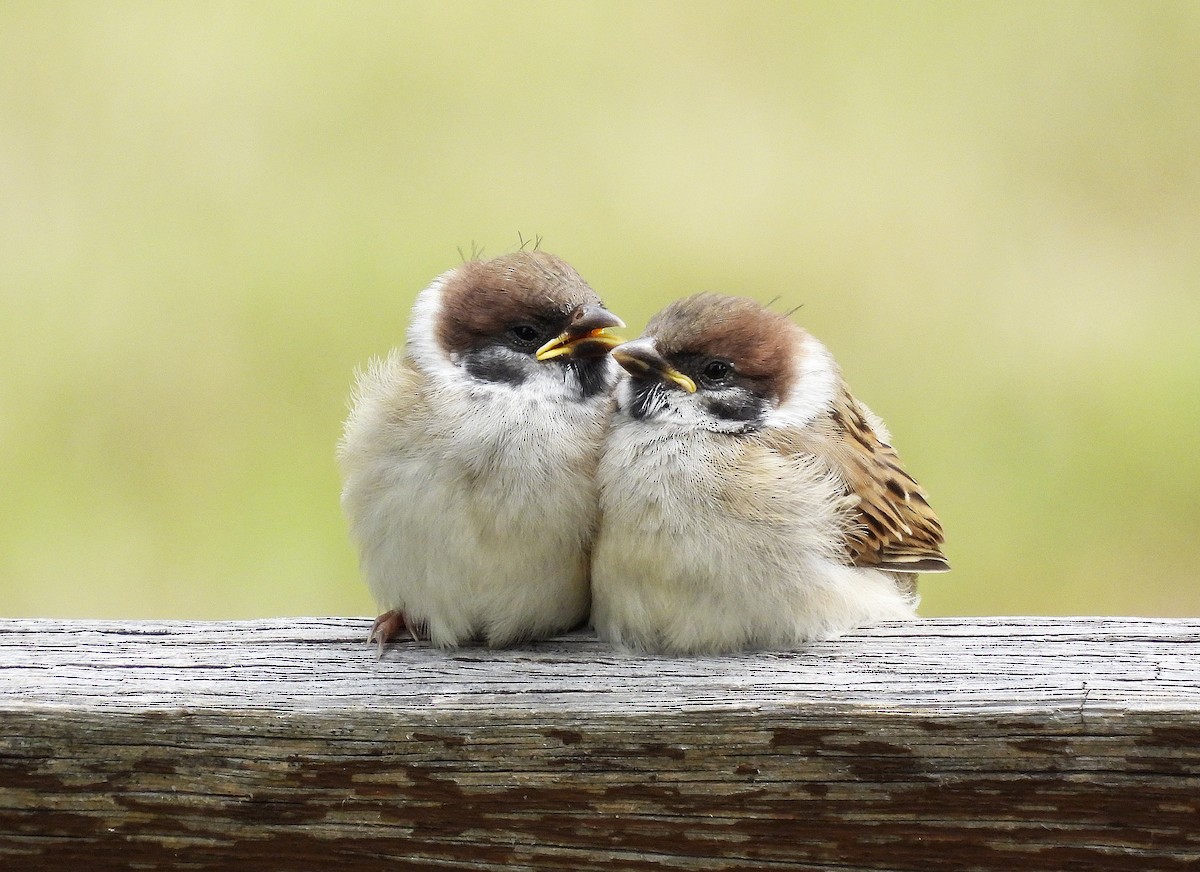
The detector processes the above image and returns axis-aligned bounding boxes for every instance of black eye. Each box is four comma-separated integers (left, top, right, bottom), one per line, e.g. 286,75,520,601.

510,324,539,344
702,360,732,381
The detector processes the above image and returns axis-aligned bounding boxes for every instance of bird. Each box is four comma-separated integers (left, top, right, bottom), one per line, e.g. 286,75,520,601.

337,250,624,652
590,292,949,654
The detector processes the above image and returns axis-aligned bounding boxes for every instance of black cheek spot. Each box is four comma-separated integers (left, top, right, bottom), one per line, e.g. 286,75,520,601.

463,348,529,387
704,390,767,427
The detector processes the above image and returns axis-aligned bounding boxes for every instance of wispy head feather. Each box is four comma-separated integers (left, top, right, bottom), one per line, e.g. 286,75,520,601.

516,232,544,252
456,241,486,264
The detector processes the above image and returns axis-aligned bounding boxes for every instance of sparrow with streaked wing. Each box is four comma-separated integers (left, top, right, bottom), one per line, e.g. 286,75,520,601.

338,251,624,652
591,293,948,654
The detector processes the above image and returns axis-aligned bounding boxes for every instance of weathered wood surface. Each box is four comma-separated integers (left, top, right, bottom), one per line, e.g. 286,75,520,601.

1,616,1198,871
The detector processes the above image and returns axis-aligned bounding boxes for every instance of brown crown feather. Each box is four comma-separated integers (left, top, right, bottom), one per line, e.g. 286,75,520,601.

435,251,602,355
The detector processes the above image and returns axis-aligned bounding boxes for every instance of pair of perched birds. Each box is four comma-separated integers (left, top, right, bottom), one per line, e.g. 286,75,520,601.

338,250,949,655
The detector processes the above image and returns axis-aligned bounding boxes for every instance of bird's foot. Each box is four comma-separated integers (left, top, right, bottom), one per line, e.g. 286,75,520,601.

368,610,428,658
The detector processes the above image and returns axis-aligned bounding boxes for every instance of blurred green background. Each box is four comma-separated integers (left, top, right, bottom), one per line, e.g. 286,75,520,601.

2,1,1197,620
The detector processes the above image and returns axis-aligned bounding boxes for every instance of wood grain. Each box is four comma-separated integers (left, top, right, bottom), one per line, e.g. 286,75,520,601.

1,617,1198,870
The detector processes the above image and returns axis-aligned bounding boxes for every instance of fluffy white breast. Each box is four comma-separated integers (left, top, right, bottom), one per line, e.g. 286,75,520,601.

592,383,916,654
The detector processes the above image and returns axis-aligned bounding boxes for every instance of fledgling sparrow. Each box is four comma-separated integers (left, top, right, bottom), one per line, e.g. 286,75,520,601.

591,293,949,654
338,251,624,651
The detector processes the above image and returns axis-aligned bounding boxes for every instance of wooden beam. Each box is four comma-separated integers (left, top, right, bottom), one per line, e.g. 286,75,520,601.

1,617,1198,870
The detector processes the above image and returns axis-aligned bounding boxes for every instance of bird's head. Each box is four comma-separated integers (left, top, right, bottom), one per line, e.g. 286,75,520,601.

410,251,624,401
612,293,836,433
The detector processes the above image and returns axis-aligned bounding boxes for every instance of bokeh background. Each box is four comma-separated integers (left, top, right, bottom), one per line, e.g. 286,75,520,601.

3,1,1197,620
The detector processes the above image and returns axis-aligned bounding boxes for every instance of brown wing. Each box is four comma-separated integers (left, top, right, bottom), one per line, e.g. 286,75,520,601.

754,388,950,573
823,391,950,572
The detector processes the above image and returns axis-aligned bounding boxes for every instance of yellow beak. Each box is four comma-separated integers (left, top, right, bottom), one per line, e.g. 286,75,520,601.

535,305,626,361
611,337,697,393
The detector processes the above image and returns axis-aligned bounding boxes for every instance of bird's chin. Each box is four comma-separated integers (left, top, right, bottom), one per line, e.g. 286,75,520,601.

625,380,670,420
564,356,617,401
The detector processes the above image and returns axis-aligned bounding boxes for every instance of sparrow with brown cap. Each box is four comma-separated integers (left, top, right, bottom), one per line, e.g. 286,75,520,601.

338,251,624,651
591,293,948,654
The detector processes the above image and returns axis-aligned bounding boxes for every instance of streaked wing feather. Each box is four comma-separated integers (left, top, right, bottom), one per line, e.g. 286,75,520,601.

760,388,950,573
829,392,949,572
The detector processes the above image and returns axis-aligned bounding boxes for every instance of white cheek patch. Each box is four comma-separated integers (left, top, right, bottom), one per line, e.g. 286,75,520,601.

765,335,838,429
405,272,463,385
